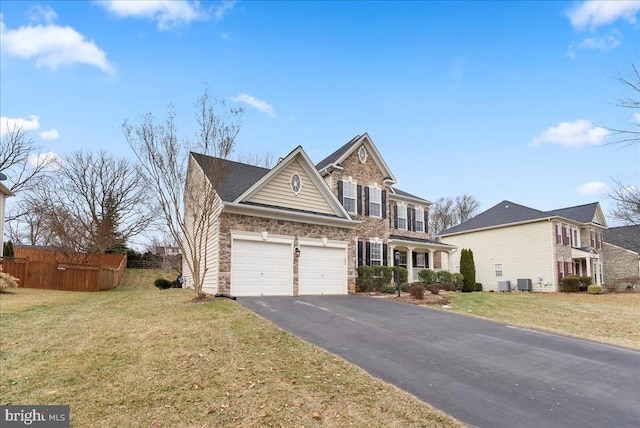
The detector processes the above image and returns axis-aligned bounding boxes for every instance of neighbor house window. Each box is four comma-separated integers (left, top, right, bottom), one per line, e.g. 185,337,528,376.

370,242,382,266
556,224,562,244
369,187,382,217
495,263,503,277
342,181,357,214
573,229,578,247
415,207,425,232
397,204,407,230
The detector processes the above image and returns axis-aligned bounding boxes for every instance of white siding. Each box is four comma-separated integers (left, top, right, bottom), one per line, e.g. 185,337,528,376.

443,221,556,292
248,158,334,215
0,193,6,256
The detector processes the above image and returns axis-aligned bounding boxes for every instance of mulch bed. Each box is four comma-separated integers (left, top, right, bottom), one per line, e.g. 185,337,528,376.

357,291,450,306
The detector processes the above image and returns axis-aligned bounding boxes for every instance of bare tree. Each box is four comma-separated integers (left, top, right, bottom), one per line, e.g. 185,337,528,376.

605,63,640,225
0,124,54,196
234,149,276,168
605,63,639,147
609,177,639,226
27,150,155,262
430,194,481,235
5,198,53,246
123,88,243,298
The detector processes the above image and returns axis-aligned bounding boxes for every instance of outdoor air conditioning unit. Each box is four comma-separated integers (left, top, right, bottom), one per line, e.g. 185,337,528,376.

498,281,511,292
517,278,532,291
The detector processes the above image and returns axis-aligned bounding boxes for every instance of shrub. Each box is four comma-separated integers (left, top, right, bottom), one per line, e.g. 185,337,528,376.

154,278,173,290
460,249,476,292
437,270,453,283
0,267,20,291
3,241,14,257
356,265,375,292
408,283,425,299
579,276,593,287
560,275,580,292
475,283,483,292
379,284,396,294
587,285,603,294
452,273,464,291
418,269,438,284
439,282,455,292
612,276,640,292
425,284,440,295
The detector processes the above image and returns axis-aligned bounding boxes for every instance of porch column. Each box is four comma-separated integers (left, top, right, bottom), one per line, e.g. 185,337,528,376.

586,257,592,279
407,247,414,283
426,249,433,269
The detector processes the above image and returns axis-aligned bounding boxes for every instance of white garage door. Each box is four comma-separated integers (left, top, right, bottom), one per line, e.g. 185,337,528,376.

231,240,292,296
299,245,347,295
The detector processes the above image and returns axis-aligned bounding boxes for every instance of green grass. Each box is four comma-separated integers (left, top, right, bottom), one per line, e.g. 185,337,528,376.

0,269,463,427
441,291,640,350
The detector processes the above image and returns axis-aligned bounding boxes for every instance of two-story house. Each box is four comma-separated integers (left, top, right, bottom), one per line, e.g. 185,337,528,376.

0,179,12,257
439,200,607,292
182,133,454,296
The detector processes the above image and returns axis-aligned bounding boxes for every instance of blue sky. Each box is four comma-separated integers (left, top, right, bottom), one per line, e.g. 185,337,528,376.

1,0,639,227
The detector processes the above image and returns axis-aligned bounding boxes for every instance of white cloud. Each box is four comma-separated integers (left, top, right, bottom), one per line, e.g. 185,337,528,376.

633,113,640,124
1,115,40,135
0,14,113,73
27,5,58,24
578,31,620,51
230,93,276,118
531,119,609,148
99,0,207,30
577,181,609,195
568,0,640,31
39,128,60,140
213,1,237,20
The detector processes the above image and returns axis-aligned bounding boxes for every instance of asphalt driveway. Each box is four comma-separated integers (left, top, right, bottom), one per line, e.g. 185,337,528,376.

238,295,640,428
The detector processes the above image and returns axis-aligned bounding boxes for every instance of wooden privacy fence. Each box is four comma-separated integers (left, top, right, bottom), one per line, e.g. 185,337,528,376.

1,247,127,292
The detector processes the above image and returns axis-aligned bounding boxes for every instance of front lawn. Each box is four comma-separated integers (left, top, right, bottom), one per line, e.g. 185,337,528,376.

441,291,640,350
0,269,462,427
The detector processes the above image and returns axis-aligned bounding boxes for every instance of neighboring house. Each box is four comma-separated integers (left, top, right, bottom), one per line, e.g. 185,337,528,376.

603,225,640,286
154,246,181,256
439,200,608,292
183,133,455,296
0,181,12,257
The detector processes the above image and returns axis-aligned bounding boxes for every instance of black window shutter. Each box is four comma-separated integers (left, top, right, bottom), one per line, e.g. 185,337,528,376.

411,208,416,231
357,240,364,267
425,215,429,234
382,244,388,266
382,190,387,218
338,180,344,205
365,242,371,265
394,204,398,229
407,207,416,230
425,252,430,268
364,187,370,217
357,185,362,215
412,251,417,267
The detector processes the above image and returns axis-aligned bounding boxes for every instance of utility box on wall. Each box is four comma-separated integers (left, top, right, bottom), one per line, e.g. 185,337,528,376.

517,278,532,291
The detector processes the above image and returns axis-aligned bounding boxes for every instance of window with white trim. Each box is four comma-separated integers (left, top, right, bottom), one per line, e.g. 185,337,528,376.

397,203,407,230
495,263,503,277
415,207,424,232
369,187,382,217
342,181,357,214
416,253,426,268
370,241,382,266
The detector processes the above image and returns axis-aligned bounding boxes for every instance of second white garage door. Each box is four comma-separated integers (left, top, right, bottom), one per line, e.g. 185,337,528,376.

231,240,292,296
298,245,347,295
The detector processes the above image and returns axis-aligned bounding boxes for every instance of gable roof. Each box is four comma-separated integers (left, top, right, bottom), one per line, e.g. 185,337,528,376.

440,200,606,236
390,187,432,205
604,225,640,254
0,181,12,197
315,133,397,184
191,152,270,201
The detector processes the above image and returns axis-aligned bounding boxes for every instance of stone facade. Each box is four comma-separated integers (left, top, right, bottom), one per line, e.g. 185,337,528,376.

217,212,355,294
603,243,640,285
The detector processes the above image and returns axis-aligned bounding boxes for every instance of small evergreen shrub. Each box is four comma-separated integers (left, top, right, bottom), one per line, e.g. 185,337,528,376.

579,276,593,287
356,265,375,292
560,275,580,292
588,284,603,294
437,270,453,283
379,284,397,294
154,278,173,289
453,273,464,291
418,269,438,284
475,283,483,292
401,282,408,292
408,283,425,299
439,282,455,292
